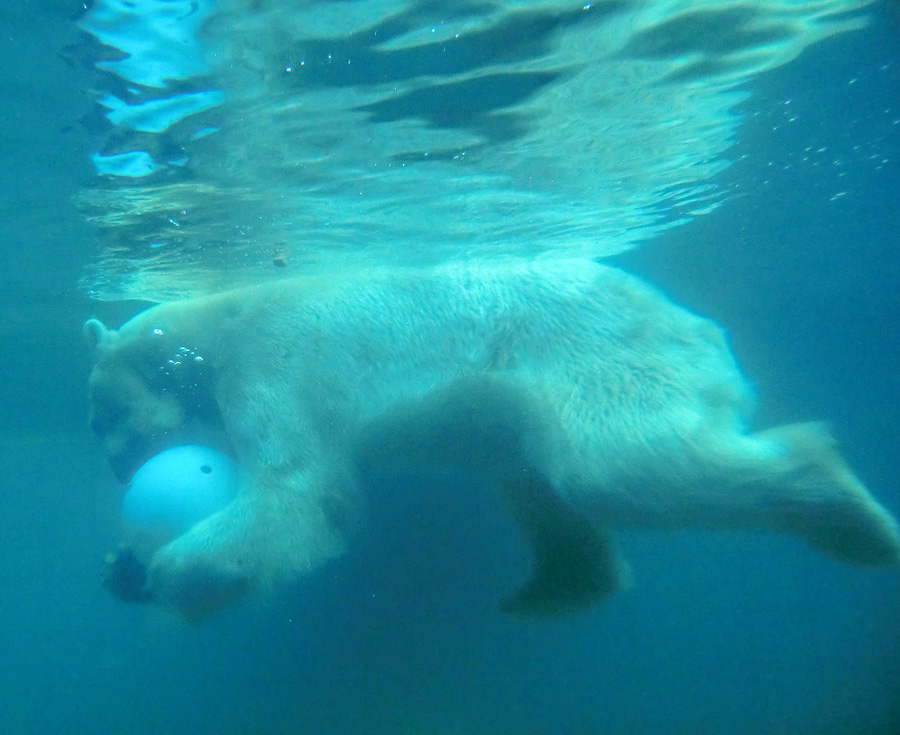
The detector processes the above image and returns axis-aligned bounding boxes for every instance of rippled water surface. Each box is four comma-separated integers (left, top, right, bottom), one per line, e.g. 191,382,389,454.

77,0,874,300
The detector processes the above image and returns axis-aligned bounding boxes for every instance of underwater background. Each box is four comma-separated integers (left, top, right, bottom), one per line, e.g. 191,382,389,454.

1,1,899,733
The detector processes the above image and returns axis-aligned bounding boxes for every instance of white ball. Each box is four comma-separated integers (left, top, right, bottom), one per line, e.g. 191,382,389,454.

123,445,238,536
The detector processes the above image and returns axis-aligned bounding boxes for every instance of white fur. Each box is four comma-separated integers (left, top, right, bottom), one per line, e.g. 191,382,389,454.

86,259,900,619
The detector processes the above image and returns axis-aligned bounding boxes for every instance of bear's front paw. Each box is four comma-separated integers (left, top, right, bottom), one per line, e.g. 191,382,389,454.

148,547,253,622
102,545,154,603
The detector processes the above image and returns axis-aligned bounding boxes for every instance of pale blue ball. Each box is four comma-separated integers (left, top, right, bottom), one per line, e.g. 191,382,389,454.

123,445,238,536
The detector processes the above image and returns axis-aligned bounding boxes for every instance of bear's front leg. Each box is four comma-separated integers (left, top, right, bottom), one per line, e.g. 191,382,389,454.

144,469,359,621
100,498,264,619
126,496,258,620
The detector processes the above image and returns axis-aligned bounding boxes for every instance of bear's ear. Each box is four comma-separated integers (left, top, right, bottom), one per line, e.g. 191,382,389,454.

83,318,113,352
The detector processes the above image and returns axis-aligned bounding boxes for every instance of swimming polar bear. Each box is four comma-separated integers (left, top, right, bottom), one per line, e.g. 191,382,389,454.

84,259,900,619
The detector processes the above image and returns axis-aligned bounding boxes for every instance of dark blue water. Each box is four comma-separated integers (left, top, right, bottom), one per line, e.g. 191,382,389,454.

1,3,898,734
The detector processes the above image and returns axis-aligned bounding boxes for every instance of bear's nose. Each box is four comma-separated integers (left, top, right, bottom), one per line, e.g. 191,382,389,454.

107,442,150,484
109,454,134,484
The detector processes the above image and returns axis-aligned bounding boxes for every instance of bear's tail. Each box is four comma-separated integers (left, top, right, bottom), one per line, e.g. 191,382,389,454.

756,422,900,566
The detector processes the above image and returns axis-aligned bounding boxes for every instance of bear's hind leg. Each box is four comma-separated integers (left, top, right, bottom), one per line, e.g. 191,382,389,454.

749,423,900,565
499,475,630,616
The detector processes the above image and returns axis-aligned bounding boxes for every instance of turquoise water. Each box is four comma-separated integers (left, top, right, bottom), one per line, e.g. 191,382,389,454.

1,1,899,733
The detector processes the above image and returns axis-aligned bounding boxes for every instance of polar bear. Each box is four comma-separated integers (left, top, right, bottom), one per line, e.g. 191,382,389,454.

84,259,900,620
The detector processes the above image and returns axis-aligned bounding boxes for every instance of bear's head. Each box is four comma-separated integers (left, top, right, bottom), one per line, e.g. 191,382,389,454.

84,317,223,483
